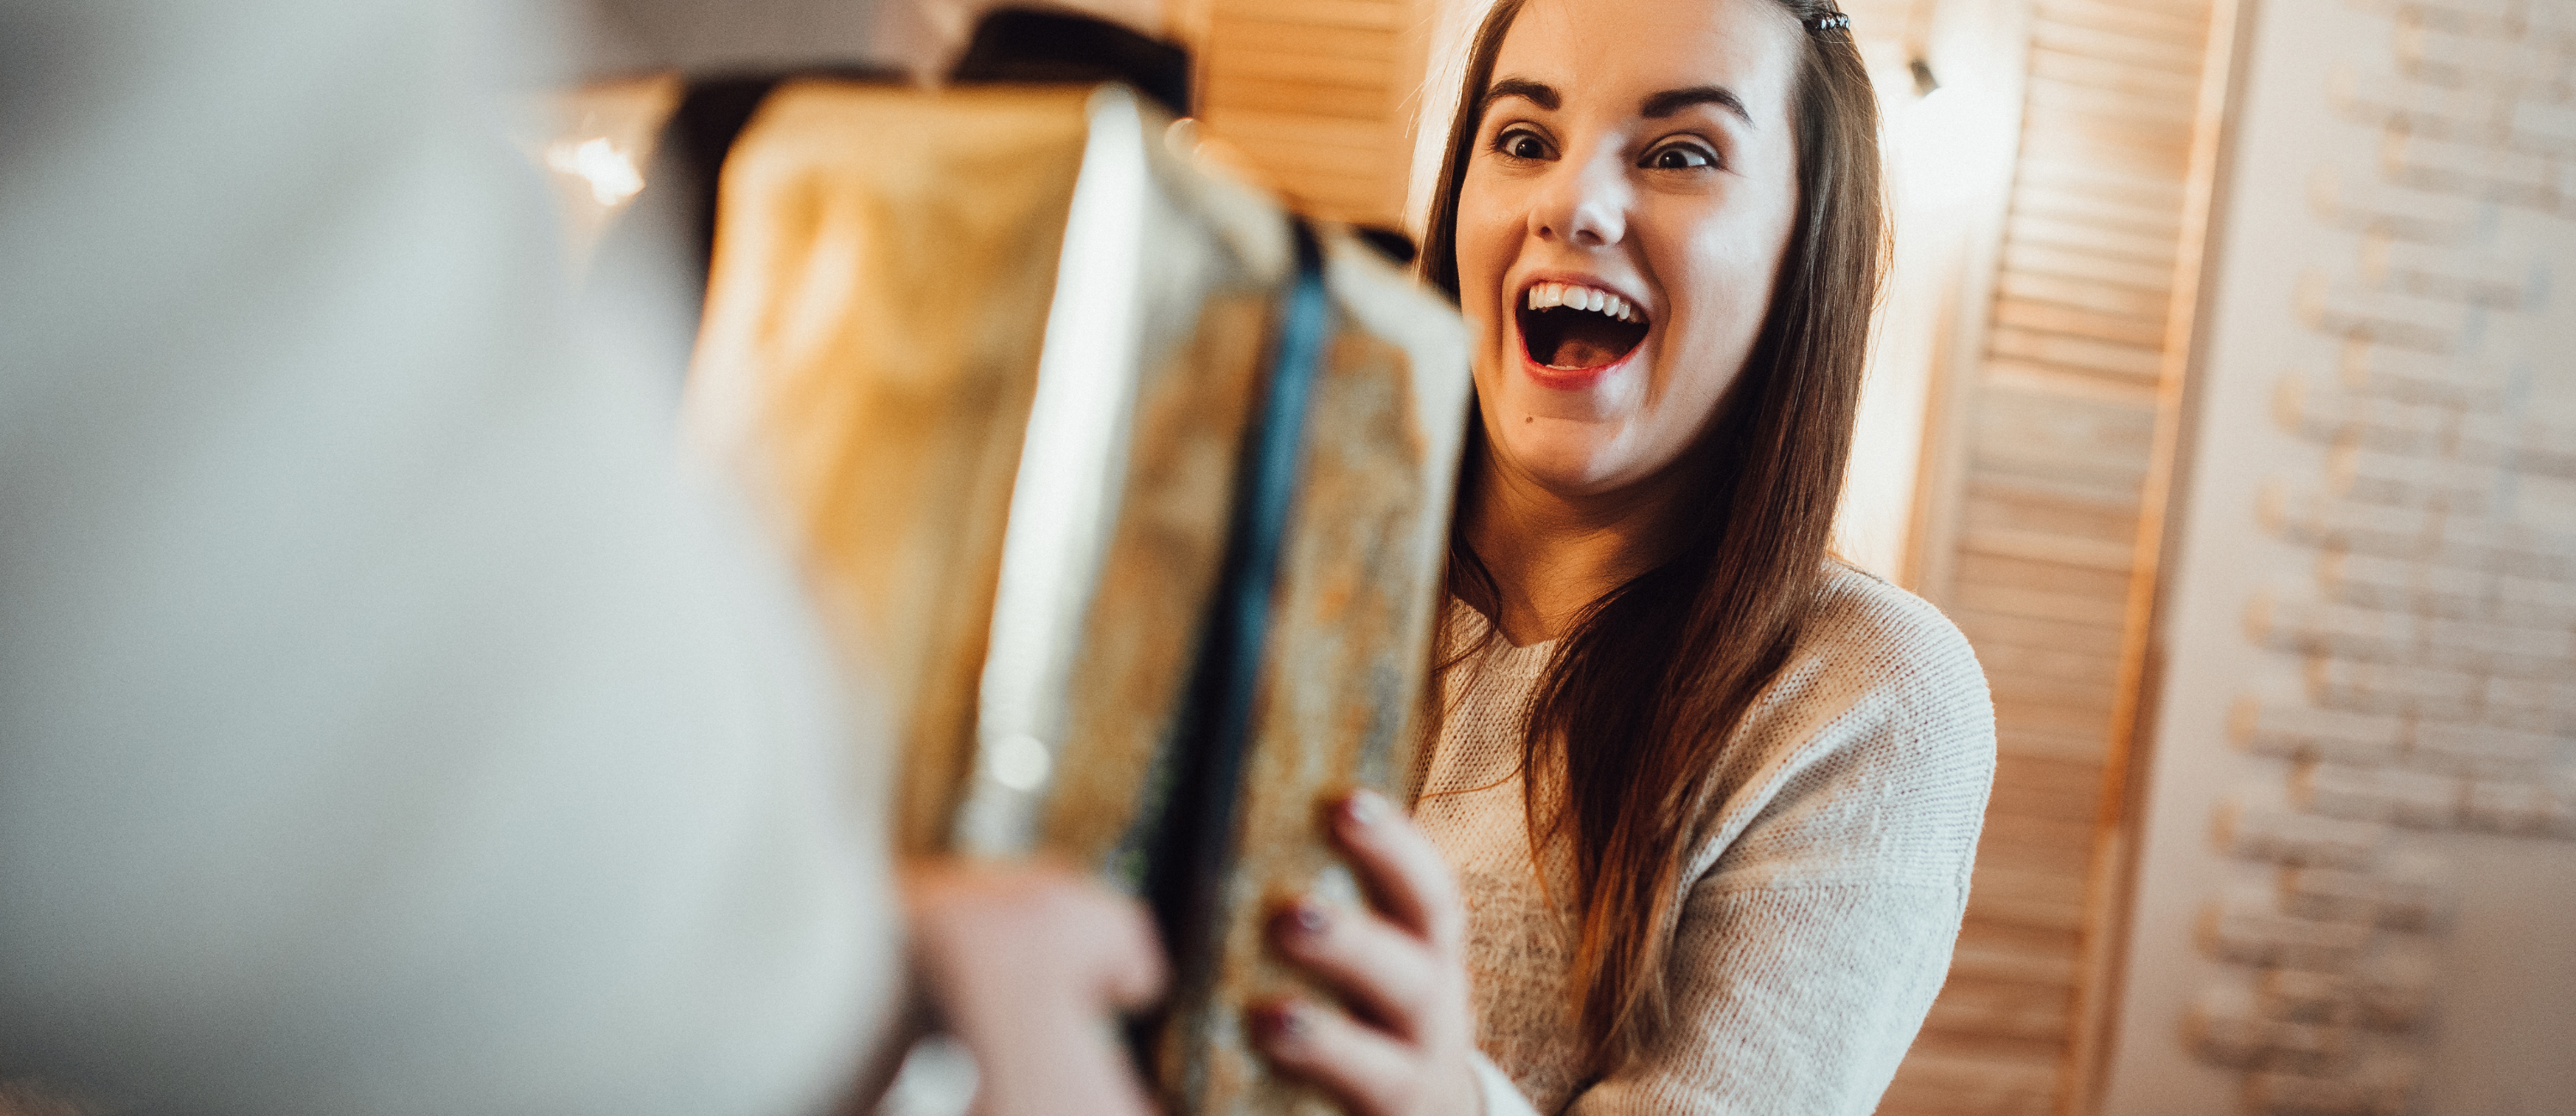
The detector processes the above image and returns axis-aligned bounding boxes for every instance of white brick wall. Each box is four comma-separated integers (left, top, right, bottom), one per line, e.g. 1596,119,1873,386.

2183,1,2576,1109
2243,1062,2419,1116
2309,162,2489,240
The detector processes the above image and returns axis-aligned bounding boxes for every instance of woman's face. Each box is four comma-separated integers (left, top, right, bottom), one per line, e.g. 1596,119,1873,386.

1455,0,1805,500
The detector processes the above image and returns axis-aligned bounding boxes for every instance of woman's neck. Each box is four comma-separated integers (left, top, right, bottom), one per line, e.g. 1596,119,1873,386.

1461,446,1696,646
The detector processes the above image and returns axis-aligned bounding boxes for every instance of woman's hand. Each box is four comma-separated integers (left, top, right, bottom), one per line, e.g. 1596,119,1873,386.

1253,790,1482,1116
902,859,1168,1116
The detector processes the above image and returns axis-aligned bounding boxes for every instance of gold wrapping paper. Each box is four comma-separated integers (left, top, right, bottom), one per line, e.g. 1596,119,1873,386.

686,79,1471,1114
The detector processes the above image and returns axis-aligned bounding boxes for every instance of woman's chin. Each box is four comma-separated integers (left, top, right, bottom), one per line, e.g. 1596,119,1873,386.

1489,416,1656,498
1472,340,1668,494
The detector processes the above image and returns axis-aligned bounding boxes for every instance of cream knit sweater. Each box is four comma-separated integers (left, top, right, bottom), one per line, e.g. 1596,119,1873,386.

1412,565,1996,1116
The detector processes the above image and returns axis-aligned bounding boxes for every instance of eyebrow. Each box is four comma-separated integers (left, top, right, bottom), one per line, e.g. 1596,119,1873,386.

1641,85,1753,126
1481,77,1754,128
1483,77,1558,112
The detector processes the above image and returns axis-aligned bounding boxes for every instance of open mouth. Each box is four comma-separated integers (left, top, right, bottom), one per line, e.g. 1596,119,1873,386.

1517,282,1649,372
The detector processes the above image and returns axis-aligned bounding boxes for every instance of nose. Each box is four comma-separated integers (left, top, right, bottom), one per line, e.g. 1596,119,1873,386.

1531,147,1628,247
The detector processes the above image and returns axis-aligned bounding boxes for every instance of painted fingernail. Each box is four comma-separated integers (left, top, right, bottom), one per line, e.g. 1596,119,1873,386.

1255,1002,1311,1044
1279,899,1329,937
1345,789,1389,824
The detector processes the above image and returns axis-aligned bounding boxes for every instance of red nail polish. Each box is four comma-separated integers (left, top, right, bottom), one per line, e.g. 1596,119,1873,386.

1272,901,1329,939
1261,1003,1309,1040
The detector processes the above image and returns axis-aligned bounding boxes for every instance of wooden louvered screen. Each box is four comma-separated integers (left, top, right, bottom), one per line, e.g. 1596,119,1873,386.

1883,0,2231,1113
1187,0,1431,227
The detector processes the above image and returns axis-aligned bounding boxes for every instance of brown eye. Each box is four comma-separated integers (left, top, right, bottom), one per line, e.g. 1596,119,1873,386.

1645,143,1716,170
1493,128,1553,161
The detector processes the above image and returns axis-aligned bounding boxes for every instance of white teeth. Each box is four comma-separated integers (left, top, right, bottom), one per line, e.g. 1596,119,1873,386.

1524,282,1643,323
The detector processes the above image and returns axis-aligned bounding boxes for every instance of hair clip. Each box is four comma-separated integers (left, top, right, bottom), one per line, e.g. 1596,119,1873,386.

1805,11,1851,32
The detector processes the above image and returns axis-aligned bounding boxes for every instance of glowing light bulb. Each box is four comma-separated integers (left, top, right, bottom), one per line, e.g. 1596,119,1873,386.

544,136,643,208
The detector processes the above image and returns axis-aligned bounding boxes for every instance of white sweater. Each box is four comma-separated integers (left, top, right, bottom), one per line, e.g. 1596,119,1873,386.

1413,565,1996,1116
0,3,893,1110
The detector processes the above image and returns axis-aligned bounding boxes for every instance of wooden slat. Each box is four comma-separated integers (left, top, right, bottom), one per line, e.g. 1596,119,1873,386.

1955,582,2132,633
1986,326,2166,382
2016,130,2199,178
1980,814,2103,868
1960,489,2139,549
1964,869,2089,931
1958,487,2143,543
1968,454,2150,506
1996,698,2125,741
2009,179,2195,238
1204,20,1396,61
1210,0,1402,30
1958,917,2086,967
2018,106,2195,159
1202,74,1393,118
1997,241,2178,294
1880,1049,2060,1116
1266,185,1388,217
2030,20,2208,73
1995,298,2171,349
1953,606,2127,658
1969,393,2160,476
1975,373,2161,422
2028,47,2204,100
1205,48,1395,86
1956,549,2136,598
1996,727,2115,765
1921,977,2080,1040
1953,925,2085,990
1999,270,2176,320
1982,361,2163,411
2082,0,2214,16
2024,75,2202,130
1970,645,2125,694
2006,211,2186,265
1200,106,1390,152
1979,827,2099,876
2014,155,2190,211
1994,754,2108,812
1969,837,2096,882
2039,0,2211,45
1255,162,1393,191
1990,677,2122,725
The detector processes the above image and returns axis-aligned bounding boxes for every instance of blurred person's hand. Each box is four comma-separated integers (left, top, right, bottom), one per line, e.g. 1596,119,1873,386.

902,860,1167,1116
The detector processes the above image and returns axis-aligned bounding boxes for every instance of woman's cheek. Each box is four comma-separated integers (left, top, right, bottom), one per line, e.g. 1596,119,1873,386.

1455,177,1521,307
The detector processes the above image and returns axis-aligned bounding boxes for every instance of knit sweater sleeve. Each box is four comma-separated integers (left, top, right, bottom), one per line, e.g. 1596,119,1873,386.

1565,572,1996,1116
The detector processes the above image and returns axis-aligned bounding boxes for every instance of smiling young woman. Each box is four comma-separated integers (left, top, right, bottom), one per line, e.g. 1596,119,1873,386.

1247,0,1998,1113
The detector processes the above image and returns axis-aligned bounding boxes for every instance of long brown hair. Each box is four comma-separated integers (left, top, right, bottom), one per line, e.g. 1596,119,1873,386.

1418,0,1886,1074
